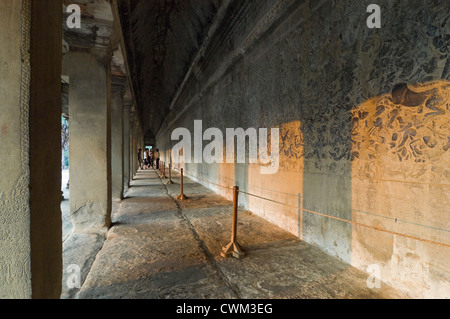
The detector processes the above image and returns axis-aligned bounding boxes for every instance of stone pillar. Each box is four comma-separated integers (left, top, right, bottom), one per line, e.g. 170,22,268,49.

0,0,62,298
131,114,139,177
138,121,143,170
123,102,131,192
111,76,126,200
130,112,136,179
136,126,140,174
68,49,112,234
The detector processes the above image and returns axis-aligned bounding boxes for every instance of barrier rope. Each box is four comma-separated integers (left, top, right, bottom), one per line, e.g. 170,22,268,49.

240,189,450,249
169,166,450,249
182,169,234,191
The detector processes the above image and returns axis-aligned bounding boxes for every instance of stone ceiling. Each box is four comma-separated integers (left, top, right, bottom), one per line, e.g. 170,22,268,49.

116,0,222,140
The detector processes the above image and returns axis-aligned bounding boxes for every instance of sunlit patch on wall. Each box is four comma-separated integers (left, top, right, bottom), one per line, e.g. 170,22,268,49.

351,81,450,298
351,81,450,183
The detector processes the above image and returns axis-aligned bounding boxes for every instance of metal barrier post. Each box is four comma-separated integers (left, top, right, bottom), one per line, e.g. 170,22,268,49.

167,164,174,184
176,168,188,200
163,161,167,179
221,186,244,259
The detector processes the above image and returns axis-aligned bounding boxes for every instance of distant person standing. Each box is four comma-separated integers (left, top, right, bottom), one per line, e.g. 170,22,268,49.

155,149,160,170
150,148,154,168
144,148,150,169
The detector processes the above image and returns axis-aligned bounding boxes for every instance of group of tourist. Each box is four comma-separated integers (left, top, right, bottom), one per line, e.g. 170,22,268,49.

138,147,160,170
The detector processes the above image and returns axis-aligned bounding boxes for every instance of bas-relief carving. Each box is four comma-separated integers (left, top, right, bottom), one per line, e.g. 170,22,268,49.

153,0,450,298
350,82,450,294
0,175,31,298
351,81,450,184
0,0,32,298
261,82,449,186
279,121,304,171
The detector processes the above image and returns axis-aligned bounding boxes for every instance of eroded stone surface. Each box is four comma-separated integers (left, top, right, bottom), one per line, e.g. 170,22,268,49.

61,232,105,299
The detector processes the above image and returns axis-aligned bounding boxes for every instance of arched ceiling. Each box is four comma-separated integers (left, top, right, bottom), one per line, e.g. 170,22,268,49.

116,0,222,139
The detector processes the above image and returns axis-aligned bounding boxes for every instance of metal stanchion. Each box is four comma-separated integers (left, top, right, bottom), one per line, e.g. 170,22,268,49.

176,168,188,200
163,161,167,179
166,164,174,184
221,186,244,259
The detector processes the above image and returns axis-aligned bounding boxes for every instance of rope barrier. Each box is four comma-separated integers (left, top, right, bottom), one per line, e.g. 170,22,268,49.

240,189,450,249
183,169,234,191
169,166,450,249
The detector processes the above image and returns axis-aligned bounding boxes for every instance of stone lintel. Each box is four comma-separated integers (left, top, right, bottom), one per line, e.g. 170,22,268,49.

63,14,114,51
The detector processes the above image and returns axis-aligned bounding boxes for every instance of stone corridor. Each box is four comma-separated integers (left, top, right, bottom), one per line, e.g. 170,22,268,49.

62,168,407,299
2,0,449,299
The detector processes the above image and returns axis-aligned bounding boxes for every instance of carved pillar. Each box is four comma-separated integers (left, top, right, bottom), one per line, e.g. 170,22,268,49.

0,0,62,298
111,76,126,200
129,111,136,179
123,101,132,192
66,23,114,233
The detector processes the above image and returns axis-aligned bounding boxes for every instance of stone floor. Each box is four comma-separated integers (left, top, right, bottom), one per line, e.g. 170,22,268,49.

61,169,71,242
61,168,409,299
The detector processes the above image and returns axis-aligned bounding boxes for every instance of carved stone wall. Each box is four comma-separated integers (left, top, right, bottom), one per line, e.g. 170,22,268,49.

156,0,450,297
352,82,450,183
351,81,450,297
